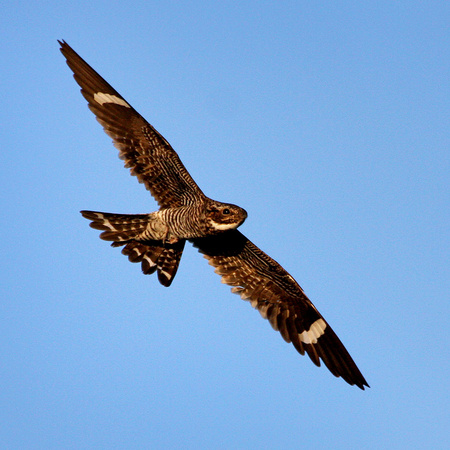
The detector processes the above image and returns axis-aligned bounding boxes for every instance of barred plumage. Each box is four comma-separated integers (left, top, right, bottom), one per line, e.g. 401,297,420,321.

61,40,368,389
120,240,185,287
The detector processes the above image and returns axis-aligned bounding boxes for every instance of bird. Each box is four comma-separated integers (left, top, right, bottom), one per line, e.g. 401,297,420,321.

59,40,369,389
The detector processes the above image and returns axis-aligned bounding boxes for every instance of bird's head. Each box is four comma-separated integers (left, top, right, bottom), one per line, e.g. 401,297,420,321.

204,201,247,233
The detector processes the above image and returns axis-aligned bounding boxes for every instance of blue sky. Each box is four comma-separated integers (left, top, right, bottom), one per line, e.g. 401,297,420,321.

1,1,449,448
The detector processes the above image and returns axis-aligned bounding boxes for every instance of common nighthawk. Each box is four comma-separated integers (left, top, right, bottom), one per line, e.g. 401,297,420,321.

60,41,368,389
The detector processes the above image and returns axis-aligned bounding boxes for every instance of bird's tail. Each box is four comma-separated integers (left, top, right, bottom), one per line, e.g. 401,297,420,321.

81,210,185,287
81,210,152,242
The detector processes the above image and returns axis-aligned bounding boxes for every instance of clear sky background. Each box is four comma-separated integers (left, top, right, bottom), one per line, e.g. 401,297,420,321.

1,1,449,449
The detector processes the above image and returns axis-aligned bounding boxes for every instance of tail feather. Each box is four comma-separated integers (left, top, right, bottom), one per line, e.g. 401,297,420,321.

81,210,150,242
81,211,149,242
121,240,185,286
81,210,185,287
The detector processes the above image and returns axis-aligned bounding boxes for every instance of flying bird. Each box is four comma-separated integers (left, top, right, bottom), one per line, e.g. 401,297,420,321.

59,40,368,389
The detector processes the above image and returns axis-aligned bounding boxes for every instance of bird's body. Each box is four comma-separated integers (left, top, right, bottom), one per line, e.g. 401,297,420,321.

83,201,247,243
60,40,368,389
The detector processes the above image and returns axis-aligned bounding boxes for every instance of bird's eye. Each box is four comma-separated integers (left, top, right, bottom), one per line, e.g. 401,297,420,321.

223,208,230,215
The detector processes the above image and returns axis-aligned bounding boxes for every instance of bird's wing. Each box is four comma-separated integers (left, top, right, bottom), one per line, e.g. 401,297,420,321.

59,40,206,208
192,230,369,389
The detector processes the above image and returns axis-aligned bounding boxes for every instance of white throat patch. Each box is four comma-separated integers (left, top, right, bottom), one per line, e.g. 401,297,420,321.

210,220,237,231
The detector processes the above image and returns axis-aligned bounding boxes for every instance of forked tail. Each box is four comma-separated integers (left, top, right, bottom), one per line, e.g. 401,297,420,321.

81,210,185,287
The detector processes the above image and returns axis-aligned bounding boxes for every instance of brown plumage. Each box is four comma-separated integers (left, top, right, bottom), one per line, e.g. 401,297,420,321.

60,40,368,389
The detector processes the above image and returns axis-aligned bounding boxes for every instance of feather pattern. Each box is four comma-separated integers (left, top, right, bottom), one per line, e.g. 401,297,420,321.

59,40,205,208
192,230,369,389
120,240,186,287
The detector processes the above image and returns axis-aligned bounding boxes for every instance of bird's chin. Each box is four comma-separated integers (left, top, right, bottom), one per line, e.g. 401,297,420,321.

210,219,244,232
